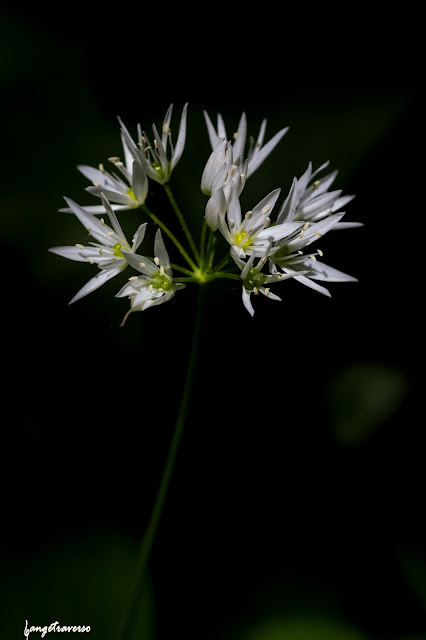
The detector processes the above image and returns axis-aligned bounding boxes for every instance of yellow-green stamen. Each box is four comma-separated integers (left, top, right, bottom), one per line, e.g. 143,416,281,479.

113,243,125,258
234,230,252,249
151,272,172,291
244,267,267,291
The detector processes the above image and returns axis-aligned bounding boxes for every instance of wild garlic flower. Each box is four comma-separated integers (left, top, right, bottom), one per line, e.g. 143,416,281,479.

118,103,188,185
201,139,248,197
270,212,358,296
204,110,288,178
49,195,147,303
117,230,185,319
61,134,148,214
217,183,303,260
276,161,359,229
234,242,305,316
201,139,248,231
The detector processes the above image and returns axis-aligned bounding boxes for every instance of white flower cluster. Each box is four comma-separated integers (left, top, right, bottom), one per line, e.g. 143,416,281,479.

50,103,361,321
200,110,361,315
51,105,189,321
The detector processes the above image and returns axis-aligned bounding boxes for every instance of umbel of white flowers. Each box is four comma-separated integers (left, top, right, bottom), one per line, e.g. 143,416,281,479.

49,103,361,321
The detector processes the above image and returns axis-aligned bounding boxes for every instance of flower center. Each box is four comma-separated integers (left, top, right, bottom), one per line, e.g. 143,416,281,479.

127,188,137,201
234,230,252,249
151,272,173,291
151,161,168,180
243,267,267,291
113,243,125,258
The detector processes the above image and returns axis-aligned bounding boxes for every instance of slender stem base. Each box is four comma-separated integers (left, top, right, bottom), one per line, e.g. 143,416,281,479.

122,286,205,640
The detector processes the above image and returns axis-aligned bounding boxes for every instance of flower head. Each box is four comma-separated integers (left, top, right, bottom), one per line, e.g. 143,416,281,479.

216,183,303,260
119,103,188,185
204,110,288,178
49,194,147,303
116,229,185,323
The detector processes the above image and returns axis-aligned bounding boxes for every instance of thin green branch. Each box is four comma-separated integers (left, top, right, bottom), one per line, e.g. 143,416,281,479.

171,263,196,277
164,184,200,261
174,276,199,283
142,204,198,272
199,219,208,269
208,272,241,282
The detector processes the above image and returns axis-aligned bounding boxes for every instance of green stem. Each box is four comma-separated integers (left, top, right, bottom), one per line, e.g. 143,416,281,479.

174,276,199,283
199,220,208,269
142,204,198,272
205,230,216,269
164,184,200,261
122,286,205,640
208,272,241,282
170,263,195,277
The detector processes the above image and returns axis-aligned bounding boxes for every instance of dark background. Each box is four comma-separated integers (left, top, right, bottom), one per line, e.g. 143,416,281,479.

0,3,424,639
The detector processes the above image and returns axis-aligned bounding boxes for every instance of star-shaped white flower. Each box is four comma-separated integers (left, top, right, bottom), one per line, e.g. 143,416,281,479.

49,194,147,303
61,134,148,214
233,241,304,316
270,212,358,296
118,103,188,185
216,183,303,260
201,139,248,230
201,139,247,198
276,161,360,229
204,110,288,178
116,229,185,322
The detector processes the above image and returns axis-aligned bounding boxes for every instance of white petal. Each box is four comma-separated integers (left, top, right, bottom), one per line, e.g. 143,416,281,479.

122,250,158,275
171,102,188,169
64,197,114,245
49,246,88,262
227,182,242,229
283,269,331,297
261,288,281,301
232,112,247,162
242,287,255,316
277,177,298,224
121,133,135,173
132,222,147,252
203,110,220,149
205,189,226,231
256,221,302,242
248,188,281,228
307,260,358,282
85,186,134,206
69,266,123,304
161,104,174,150
332,221,364,229
154,229,170,267
100,193,126,240
131,159,148,203
297,190,342,219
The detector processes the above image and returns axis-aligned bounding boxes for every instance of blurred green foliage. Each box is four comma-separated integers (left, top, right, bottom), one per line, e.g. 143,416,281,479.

400,546,426,613
328,362,408,446
236,615,368,640
0,529,153,640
